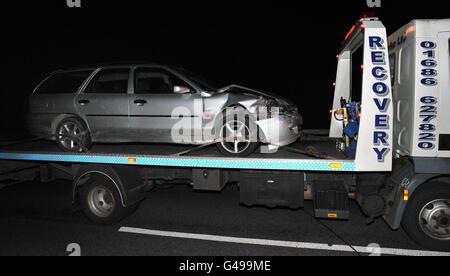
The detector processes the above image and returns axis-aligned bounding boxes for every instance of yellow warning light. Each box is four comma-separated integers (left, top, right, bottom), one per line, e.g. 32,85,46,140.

128,158,137,163
328,213,338,218
404,190,409,201
329,163,342,169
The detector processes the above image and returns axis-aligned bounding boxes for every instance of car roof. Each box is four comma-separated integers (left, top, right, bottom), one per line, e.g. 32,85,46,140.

51,61,178,74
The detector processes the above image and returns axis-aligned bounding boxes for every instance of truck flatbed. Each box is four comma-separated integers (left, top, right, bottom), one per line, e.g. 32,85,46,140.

0,136,355,172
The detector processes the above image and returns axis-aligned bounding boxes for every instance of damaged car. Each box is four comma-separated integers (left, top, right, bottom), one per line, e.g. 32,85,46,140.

28,64,302,156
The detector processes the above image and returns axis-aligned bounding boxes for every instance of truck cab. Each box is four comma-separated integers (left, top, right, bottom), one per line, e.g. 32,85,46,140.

383,19,450,250
389,19,450,159
329,18,450,250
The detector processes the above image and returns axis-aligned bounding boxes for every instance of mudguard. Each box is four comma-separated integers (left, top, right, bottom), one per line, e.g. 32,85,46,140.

383,158,440,229
72,164,146,207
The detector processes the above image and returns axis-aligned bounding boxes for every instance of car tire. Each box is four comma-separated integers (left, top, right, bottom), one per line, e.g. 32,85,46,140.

56,117,92,152
401,181,450,251
79,175,140,225
215,108,259,157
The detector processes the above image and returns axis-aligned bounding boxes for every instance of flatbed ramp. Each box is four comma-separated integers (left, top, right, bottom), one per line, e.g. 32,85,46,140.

0,136,355,172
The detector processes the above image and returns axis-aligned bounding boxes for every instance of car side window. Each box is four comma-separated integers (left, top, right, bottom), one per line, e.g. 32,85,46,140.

85,68,130,94
134,68,193,94
34,71,92,94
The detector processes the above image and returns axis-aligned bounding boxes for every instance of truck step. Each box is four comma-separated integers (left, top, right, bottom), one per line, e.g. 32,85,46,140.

313,180,349,220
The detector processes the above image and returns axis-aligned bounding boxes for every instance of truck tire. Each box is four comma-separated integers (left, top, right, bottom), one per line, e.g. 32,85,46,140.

56,117,92,152
79,174,140,225
215,108,258,157
402,182,450,251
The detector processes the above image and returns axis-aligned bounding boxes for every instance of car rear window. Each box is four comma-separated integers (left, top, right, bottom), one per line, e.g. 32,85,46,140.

34,71,92,94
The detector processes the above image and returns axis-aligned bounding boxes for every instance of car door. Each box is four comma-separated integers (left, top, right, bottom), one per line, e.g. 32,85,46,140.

129,67,203,144
29,70,93,137
75,67,131,142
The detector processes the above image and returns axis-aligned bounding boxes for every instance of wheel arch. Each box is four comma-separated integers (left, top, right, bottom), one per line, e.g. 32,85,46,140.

52,114,91,135
72,165,146,208
213,104,267,142
384,172,450,230
219,104,249,116
408,175,450,199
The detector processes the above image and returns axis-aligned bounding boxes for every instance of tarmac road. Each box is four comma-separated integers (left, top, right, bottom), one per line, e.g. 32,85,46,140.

0,179,448,256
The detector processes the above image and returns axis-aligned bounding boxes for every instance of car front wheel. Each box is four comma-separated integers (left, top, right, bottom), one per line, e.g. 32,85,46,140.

216,110,258,157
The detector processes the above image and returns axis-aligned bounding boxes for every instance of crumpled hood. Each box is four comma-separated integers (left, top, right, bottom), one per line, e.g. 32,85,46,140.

218,84,293,106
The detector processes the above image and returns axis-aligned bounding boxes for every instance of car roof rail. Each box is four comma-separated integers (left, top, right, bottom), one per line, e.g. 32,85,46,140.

53,60,169,72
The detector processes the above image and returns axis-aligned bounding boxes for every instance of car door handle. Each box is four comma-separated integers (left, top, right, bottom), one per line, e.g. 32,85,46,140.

78,99,90,106
134,99,147,106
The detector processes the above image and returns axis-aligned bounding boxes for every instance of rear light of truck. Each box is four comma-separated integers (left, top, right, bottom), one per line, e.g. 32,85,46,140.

403,190,409,201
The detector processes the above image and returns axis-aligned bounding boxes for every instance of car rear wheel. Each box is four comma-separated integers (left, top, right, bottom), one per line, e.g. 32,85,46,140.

216,109,258,157
56,117,92,152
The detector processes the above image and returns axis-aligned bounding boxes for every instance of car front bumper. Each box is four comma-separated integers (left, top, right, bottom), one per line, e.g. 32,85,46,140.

256,114,303,148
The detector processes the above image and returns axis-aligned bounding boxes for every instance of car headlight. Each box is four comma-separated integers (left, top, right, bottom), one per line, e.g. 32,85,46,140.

264,98,279,107
279,105,299,116
256,98,299,117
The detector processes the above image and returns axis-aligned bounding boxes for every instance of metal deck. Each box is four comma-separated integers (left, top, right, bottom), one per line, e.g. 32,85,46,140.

0,137,356,172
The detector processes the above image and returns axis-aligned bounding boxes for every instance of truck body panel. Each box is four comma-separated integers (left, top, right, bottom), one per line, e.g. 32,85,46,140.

388,19,450,158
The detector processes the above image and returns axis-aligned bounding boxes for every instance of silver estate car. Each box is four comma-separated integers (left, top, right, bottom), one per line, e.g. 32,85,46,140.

28,64,302,156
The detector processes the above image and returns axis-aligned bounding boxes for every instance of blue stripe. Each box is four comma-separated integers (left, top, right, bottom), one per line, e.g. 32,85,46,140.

0,153,356,172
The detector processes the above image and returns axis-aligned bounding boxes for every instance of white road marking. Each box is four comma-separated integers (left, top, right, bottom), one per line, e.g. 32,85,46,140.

119,226,450,256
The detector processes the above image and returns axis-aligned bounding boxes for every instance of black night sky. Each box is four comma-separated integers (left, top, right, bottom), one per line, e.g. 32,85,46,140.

0,0,448,139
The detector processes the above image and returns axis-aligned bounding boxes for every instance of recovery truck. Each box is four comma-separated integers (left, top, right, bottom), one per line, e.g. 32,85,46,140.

0,18,449,251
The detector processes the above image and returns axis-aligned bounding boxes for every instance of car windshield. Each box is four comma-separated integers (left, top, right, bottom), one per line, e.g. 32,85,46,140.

174,67,219,91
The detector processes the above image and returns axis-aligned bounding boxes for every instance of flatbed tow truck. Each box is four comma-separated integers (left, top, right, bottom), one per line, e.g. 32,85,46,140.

0,18,449,251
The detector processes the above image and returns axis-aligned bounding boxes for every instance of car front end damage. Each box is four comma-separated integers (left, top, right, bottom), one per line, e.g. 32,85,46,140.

254,104,303,153
203,85,303,153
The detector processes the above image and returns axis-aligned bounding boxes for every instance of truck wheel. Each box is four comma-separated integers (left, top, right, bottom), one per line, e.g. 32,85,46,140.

216,109,258,157
402,182,450,251
79,175,139,225
56,117,92,152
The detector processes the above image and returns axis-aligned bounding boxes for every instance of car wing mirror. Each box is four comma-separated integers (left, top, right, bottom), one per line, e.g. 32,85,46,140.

173,86,191,94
